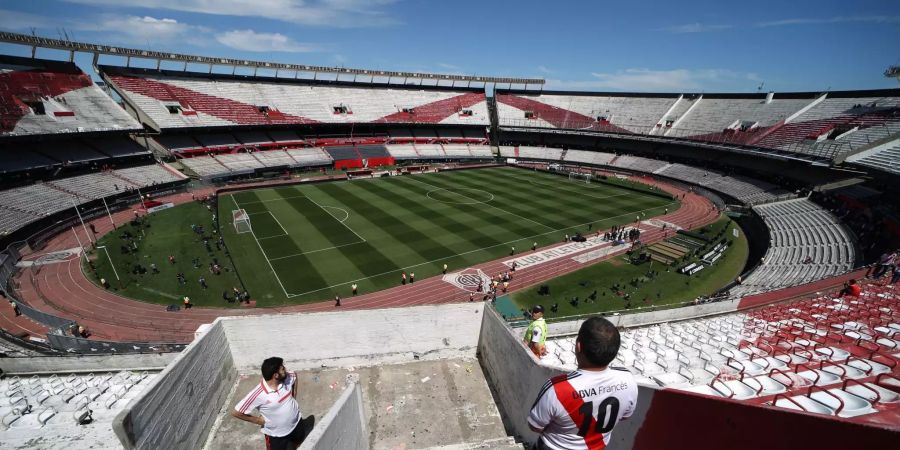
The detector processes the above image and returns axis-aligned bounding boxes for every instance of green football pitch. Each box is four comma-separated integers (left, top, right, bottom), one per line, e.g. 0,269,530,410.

219,166,677,304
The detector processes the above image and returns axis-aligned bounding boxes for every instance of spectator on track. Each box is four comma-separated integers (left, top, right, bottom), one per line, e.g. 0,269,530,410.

351,284,358,296
401,272,407,285
510,246,515,255
533,242,537,251
10,300,20,317
443,263,448,275
469,292,475,302
410,272,415,284
334,295,341,307
183,296,192,309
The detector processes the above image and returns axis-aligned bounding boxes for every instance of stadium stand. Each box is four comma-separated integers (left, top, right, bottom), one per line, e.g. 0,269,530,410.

441,144,472,158
563,149,616,165
0,370,156,447
385,144,420,160
0,137,150,176
213,153,263,173
503,146,791,204
101,67,490,129
469,144,493,158
233,131,274,145
844,139,900,175
1,56,141,136
0,164,185,235
285,147,332,166
89,136,149,158
754,95,900,160
153,135,203,153
611,155,671,173
496,92,676,132
323,145,360,161
543,281,898,420
669,95,815,143
496,89,900,161
413,144,446,158
518,146,563,160
250,149,294,167
730,198,856,297
179,156,230,178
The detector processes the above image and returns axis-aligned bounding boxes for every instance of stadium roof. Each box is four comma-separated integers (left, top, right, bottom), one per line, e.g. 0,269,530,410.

0,31,544,86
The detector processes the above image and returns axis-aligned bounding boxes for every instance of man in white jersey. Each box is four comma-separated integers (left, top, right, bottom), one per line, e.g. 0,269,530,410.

231,357,306,450
528,317,637,450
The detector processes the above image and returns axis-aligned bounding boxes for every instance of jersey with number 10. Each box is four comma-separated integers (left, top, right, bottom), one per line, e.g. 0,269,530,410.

528,368,638,450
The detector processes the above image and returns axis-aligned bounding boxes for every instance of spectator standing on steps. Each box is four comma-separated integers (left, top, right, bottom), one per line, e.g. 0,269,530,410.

230,357,306,450
528,317,637,450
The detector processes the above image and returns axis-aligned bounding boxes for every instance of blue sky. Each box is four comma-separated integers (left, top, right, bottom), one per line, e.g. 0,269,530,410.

0,0,898,92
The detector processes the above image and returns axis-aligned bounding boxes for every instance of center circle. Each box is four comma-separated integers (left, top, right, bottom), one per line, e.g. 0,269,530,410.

426,188,495,205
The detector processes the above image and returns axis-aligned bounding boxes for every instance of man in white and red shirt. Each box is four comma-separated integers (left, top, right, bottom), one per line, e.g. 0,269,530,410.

231,357,305,450
528,317,638,450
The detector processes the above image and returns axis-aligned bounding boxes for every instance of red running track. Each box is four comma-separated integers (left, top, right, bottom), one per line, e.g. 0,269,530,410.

7,173,719,344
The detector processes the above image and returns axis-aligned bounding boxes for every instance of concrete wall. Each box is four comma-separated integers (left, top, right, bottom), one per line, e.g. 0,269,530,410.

113,321,236,450
222,303,484,372
478,305,563,445
299,383,367,450
0,352,176,374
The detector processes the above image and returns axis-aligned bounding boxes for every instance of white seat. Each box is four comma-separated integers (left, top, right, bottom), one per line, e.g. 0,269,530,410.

773,395,835,415
810,390,874,418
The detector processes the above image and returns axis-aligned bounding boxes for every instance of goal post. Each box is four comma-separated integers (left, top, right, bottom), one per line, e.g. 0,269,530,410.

568,171,591,184
233,209,251,234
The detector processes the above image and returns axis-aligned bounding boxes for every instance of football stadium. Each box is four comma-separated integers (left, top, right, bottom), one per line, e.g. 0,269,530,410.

0,2,899,448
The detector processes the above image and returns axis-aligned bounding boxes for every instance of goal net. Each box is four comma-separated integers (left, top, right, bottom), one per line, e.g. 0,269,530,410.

233,209,251,234
568,172,591,184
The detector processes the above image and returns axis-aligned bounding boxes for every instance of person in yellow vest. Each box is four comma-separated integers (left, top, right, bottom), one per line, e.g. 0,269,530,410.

524,305,548,358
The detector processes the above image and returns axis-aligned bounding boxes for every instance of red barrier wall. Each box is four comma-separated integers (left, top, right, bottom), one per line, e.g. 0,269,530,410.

333,157,394,170
334,159,363,170
631,388,898,450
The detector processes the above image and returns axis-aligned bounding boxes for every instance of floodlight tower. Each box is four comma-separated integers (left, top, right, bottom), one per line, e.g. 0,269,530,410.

886,65,900,82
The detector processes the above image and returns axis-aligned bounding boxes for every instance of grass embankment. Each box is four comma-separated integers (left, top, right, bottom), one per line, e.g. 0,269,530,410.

510,215,748,320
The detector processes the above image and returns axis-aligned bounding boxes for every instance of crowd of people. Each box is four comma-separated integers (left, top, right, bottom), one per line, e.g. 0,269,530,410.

88,195,252,310
867,249,900,285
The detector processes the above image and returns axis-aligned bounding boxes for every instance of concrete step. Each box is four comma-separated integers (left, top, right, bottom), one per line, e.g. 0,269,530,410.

422,437,523,449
